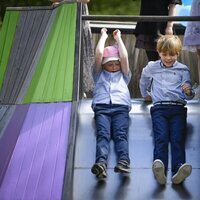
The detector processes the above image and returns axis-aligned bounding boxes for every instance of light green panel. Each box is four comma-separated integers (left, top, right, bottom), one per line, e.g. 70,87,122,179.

23,4,77,103
0,11,19,91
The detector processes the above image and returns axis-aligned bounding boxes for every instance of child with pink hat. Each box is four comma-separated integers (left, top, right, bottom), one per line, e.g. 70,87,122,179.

91,28,132,179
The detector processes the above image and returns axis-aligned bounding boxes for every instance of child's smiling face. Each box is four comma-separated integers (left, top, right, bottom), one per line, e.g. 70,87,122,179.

158,52,178,67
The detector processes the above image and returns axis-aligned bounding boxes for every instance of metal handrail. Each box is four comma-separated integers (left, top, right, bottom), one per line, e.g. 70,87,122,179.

82,15,200,22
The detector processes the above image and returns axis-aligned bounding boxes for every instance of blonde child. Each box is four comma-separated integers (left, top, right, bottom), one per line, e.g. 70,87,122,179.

140,35,194,185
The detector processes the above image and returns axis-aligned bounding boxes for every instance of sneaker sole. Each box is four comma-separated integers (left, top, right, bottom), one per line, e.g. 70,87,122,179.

114,166,131,174
152,160,166,185
91,164,107,178
172,164,192,184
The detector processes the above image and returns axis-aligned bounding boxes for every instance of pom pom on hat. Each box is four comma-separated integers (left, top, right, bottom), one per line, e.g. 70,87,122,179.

102,45,120,64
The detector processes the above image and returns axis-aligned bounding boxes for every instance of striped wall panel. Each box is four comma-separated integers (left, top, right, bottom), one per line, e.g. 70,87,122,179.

0,10,53,104
0,11,19,91
0,4,77,104
0,105,29,184
0,3,81,199
23,4,77,103
0,105,13,138
0,102,72,200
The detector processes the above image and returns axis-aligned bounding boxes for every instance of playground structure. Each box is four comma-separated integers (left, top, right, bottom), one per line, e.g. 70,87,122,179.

0,2,200,200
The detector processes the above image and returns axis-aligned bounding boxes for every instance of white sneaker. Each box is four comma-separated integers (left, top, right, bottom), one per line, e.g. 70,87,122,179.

152,159,166,185
172,163,192,184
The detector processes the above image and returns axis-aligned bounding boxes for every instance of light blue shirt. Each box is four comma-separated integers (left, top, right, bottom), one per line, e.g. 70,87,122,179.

92,70,132,109
140,60,194,104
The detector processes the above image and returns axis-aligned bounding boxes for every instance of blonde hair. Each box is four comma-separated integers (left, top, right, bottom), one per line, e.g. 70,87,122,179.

156,35,182,55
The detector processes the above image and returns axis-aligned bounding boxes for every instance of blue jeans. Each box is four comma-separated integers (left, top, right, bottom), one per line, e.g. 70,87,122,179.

93,104,130,165
150,105,187,175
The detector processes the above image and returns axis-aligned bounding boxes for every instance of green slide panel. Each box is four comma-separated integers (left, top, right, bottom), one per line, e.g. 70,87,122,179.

0,11,19,91
23,4,77,103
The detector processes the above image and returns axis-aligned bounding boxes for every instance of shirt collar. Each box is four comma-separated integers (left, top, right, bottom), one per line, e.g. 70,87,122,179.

160,60,178,68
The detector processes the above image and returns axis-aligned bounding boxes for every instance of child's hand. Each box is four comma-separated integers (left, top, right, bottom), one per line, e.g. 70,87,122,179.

101,28,108,38
51,0,61,5
144,95,152,102
101,28,107,34
77,0,90,3
113,29,121,40
182,82,192,96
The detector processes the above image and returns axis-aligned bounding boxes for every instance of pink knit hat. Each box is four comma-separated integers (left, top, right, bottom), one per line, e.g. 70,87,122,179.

102,46,120,65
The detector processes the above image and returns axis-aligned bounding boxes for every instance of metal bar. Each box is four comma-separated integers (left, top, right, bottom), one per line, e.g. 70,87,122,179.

6,6,53,11
82,15,200,22
90,24,185,35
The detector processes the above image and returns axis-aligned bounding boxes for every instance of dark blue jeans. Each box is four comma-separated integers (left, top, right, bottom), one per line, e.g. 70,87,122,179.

150,105,187,175
93,104,130,165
